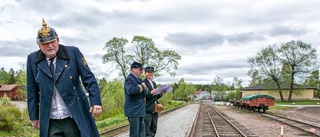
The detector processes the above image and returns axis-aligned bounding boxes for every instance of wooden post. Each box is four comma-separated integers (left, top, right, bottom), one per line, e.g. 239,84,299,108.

280,124,284,137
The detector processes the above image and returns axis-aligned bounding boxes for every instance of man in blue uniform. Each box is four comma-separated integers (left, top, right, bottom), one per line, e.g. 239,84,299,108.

27,18,102,137
124,61,147,137
143,66,164,137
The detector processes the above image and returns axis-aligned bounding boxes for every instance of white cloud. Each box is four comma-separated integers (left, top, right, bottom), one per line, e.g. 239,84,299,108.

1,0,320,86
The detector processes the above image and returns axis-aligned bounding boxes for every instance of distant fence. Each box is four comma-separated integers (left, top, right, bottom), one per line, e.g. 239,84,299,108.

201,100,231,105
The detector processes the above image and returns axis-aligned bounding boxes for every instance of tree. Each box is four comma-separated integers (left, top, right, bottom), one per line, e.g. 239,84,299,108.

211,76,228,101
304,70,320,86
174,78,186,100
194,84,211,91
278,40,318,101
8,68,16,84
102,37,134,80
15,68,27,100
232,77,243,99
131,35,181,77
96,79,125,120
102,36,181,80
174,78,196,101
247,45,285,101
0,67,10,84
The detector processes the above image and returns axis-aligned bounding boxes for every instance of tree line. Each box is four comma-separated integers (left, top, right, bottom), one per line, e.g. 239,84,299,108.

0,38,319,103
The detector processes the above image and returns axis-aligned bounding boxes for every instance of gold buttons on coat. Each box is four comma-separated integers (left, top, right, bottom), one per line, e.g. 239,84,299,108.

70,76,72,79
65,65,68,68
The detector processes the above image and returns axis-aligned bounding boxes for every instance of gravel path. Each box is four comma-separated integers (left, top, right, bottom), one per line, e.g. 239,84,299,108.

116,104,200,137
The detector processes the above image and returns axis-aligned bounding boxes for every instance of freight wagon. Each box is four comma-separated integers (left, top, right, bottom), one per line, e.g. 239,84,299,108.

234,94,275,113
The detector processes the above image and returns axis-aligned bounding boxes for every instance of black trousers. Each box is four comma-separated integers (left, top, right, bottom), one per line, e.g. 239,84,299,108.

48,117,80,137
128,117,145,137
144,112,158,137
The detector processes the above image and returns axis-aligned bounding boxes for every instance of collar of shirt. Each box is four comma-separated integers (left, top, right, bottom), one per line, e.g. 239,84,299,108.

130,72,139,78
46,57,56,65
147,78,154,89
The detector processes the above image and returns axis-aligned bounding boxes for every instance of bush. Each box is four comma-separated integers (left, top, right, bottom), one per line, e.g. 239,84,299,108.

0,96,38,137
0,94,10,106
0,105,23,132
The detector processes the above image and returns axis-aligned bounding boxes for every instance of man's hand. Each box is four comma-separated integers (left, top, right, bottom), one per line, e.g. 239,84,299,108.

90,105,103,117
31,120,40,130
141,82,148,91
151,89,157,95
160,89,166,95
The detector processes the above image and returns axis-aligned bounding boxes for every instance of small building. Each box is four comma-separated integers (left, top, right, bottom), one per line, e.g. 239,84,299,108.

241,82,316,100
0,84,19,100
193,91,212,100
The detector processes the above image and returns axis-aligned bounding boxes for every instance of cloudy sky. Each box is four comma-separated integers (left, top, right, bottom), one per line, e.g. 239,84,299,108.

1,0,320,86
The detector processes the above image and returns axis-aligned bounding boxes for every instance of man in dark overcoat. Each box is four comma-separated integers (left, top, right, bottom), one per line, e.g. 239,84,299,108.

124,61,147,137
27,18,102,137
143,66,164,137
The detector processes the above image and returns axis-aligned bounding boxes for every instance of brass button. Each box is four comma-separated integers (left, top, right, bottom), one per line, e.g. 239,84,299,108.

65,65,68,68
70,76,72,79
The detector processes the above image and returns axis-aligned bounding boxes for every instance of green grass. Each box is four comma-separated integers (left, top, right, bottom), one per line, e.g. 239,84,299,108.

269,105,296,111
96,115,128,132
275,100,320,105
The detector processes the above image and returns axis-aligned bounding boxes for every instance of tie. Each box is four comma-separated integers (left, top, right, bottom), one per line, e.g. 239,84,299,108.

49,58,54,77
149,80,154,89
151,83,154,89
49,58,56,97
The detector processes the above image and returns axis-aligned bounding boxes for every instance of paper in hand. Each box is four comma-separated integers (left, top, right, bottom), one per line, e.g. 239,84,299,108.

156,84,173,95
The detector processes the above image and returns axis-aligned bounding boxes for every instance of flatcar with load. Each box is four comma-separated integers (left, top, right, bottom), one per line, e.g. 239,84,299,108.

235,94,275,113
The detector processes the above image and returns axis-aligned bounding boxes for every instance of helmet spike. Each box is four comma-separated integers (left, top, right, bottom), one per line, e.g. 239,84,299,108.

42,18,47,27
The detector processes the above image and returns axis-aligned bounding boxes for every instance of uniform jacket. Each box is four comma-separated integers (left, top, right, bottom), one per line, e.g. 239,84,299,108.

124,73,146,117
27,44,101,137
143,78,162,113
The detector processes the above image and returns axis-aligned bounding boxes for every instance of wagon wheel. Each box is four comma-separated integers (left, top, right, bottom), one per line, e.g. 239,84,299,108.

263,107,267,113
252,107,255,112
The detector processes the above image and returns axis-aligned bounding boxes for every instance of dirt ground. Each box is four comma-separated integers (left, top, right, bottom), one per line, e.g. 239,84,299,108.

214,105,320,137
10,101,27,111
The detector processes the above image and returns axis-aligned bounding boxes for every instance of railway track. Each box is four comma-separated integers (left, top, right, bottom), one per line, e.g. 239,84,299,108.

99,104,187,136
189,104,257,137
261,113,320,137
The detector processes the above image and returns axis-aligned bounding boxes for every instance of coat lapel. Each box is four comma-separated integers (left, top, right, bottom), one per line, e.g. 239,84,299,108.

55,58,68,81
37,59,53,78
145,79,154,90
